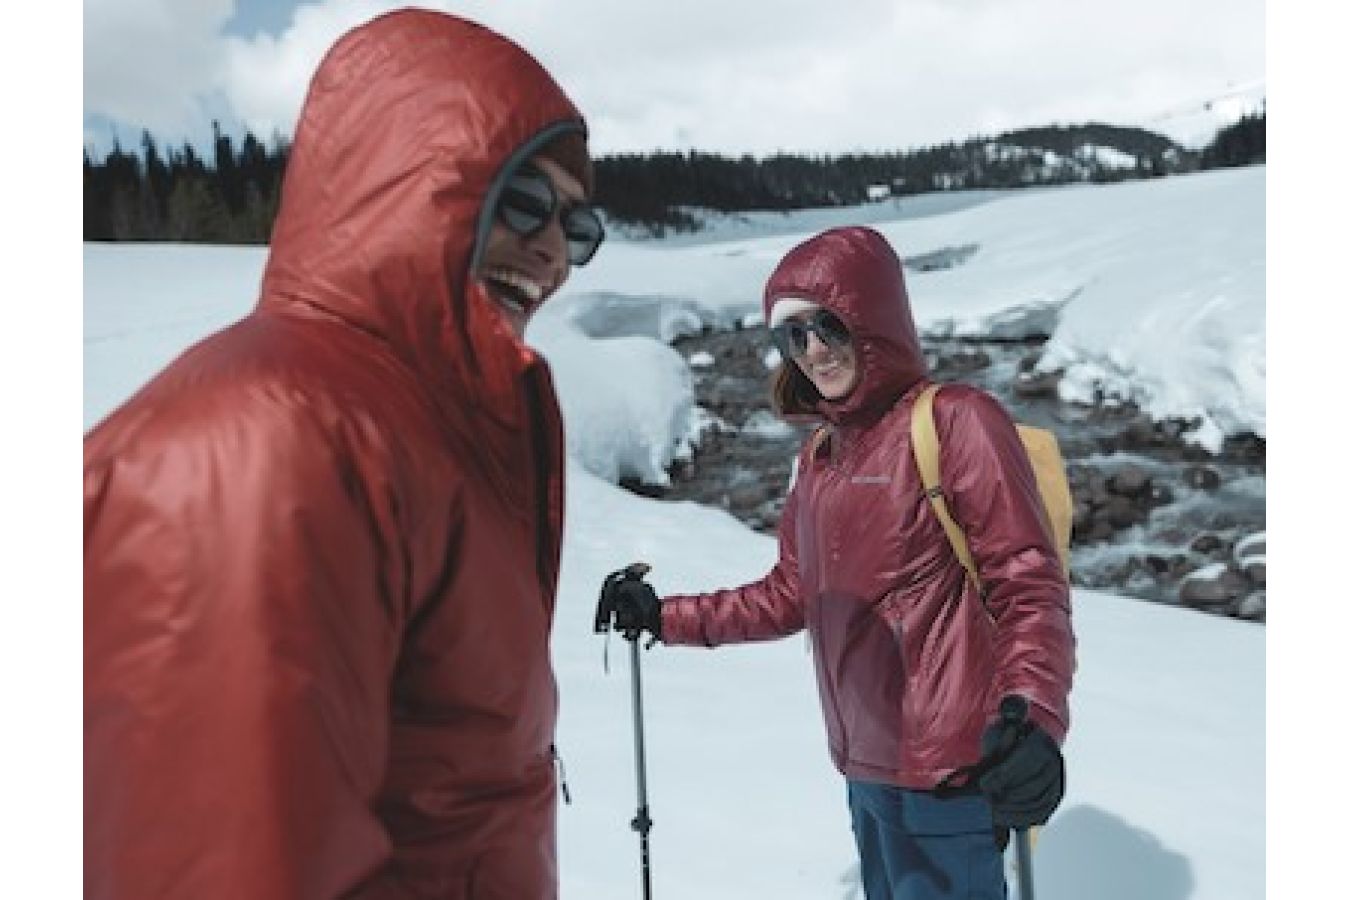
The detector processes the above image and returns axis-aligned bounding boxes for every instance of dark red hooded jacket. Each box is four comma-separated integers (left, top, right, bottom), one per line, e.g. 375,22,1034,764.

661,227,1075,788
85,11,584,898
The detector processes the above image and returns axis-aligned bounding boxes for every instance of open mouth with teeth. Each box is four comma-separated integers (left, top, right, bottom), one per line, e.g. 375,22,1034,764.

811,359,845,378
482,267,546,315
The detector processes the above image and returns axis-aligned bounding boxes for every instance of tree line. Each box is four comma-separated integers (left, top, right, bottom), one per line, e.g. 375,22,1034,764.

1199,107,1265,170
84,122,286,244
84,112,1265,243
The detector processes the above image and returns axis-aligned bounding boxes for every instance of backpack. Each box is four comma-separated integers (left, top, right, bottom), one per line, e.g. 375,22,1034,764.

910,383,1072,592
803,382,1072,592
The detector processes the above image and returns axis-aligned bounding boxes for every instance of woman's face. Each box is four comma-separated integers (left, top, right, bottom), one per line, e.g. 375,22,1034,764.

782,308,860,400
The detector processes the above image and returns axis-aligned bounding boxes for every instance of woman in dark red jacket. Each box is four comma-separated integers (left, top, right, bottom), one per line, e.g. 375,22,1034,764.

603,227,1075,899
85,11,604,899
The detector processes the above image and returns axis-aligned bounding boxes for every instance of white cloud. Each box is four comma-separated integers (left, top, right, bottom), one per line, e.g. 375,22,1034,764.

85,0,1265,155
84,0,236,138
222,0,399,140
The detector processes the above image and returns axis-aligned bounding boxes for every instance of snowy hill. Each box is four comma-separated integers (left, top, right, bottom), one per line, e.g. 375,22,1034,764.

84,165,1265,898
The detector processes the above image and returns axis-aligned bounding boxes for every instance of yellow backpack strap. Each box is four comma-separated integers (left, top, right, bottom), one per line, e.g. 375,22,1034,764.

805,424,833,464
911,384,982,591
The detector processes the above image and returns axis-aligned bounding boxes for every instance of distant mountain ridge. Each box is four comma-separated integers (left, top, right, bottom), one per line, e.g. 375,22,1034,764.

592,114,1262,232
994,122,1184,160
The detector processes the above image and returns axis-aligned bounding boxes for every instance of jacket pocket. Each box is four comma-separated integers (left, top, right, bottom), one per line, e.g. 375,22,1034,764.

832,591,909,769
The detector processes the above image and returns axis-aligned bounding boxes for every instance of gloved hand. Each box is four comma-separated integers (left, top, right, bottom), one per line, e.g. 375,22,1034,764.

976,696,1065,829
594,564,663,642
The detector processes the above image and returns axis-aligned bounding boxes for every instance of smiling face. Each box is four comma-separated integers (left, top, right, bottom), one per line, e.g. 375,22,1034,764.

785,308,860,400
476,155,586,338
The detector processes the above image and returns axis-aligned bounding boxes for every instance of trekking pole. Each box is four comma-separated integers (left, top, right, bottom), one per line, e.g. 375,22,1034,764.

1013,828,1035,900
937,697,1039,900
628,632,654,900
594,562,656,900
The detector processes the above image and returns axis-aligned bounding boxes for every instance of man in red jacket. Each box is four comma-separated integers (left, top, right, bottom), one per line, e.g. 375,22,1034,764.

85,10,602,898
602,227,1075,899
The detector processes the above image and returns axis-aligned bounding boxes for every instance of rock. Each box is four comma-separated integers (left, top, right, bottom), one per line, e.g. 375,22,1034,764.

1239,557,1266,587
1148,483,1175,507
1118,416,1205,462
1234,590,1266,621
1143,554,1171,575
1057,435,1098,458
1155,526,1190,545
1058,404,1113,427
1182,465,1222,491
1179,565,1247,609
1171,556,1203,580
1222,432,1266,465
941,348,992,373
1072,499,1094,527
1141,553,1190,579
1013,370,1061,398
1070,515,1092,543
1159,418,1193,441
1092,432,1123,455
1107,464,1152,498
1123,417,1159,448
1066,464,1092,491
619,477,668,500
1190,533,1225,555
1079,516,1116,544
703,382,734,412
905,243,980,272
1180,442,1214,463
1103,496,1145,530
1078,469,1110,507
1234,532,1266,561
728,482,772,510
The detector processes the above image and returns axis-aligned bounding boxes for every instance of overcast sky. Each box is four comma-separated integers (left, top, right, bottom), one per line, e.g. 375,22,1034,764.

84,0,1265,157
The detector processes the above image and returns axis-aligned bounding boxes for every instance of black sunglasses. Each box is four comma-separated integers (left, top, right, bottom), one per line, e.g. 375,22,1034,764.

497,163,605,266
769,308,851,359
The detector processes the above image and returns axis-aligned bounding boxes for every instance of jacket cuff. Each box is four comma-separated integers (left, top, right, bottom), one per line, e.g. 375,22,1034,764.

1022,698,1068,745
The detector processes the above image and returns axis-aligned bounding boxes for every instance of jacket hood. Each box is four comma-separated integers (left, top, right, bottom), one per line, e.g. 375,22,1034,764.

763,226,927,425
258,9,588,431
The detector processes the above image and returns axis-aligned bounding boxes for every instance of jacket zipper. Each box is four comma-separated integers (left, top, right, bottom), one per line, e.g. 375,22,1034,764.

811,461,849,766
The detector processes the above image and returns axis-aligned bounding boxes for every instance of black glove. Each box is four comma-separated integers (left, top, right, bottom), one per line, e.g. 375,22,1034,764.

595,565,662,642
976,696,1065,829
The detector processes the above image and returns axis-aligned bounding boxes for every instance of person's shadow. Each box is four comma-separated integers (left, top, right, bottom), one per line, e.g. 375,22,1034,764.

1030,805,1194,899
838,804,1194,899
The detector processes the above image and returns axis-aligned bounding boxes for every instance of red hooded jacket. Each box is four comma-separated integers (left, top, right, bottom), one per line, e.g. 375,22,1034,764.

661,227,1075,788
85,11,583,898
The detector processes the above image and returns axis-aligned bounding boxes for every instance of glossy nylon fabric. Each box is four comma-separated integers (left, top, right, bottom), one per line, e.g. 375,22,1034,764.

662,227,1075,788
84,11,585,898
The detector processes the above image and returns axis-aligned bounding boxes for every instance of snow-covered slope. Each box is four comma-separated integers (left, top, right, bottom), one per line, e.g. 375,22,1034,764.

83,167,1266,897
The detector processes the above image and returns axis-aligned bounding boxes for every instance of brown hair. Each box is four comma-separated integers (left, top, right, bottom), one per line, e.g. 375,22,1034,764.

769,361,822,418
536,130,595,198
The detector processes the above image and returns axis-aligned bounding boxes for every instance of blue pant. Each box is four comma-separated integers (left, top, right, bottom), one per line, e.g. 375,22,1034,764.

847,780,1006,900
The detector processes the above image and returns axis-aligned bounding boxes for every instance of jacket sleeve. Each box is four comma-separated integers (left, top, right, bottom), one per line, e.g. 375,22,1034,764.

938,387,1076,743
84,401,412,900
660,473,805,646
